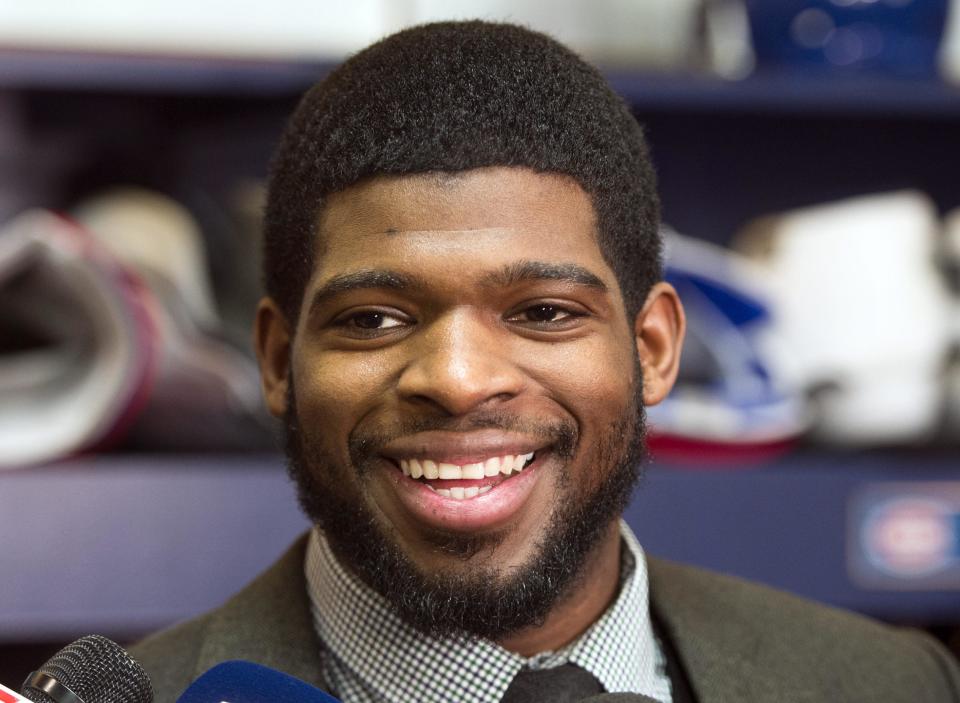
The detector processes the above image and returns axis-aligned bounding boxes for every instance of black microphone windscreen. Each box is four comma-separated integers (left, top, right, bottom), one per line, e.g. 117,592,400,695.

20,635,153,703
581,694,661,703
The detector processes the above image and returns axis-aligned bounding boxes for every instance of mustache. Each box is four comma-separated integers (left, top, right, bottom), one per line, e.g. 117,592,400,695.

347,410,579,472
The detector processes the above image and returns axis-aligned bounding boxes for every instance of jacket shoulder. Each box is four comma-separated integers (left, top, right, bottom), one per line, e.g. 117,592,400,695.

129,613,213,703
648,557,960,702
126,534,320,703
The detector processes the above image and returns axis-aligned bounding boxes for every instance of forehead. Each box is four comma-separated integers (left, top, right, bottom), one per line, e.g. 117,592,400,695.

312,167,610,279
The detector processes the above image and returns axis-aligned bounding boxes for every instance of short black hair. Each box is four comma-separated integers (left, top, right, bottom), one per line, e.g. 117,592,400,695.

264,20,661,322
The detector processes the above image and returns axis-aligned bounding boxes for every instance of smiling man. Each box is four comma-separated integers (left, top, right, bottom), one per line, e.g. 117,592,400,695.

131,20,960,703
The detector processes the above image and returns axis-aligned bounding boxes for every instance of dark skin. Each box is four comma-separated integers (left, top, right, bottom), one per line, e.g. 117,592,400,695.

255,166,684,656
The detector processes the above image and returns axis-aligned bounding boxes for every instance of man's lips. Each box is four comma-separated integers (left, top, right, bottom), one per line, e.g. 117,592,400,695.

377,431,552,531
386,452,547,531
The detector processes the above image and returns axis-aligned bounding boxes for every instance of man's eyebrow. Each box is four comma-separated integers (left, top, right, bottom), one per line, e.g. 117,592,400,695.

480,260,609,291
306,261,608,314
307,269,418,312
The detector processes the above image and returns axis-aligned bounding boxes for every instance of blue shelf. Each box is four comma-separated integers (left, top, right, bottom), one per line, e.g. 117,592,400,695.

0,48,334,96
607,69,960,118
0,455,309,642
0,453,956,643
4,47,960,118
628,451,960,623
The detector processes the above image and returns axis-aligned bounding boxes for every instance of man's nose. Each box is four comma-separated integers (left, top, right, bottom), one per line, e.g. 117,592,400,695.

396,310,525,416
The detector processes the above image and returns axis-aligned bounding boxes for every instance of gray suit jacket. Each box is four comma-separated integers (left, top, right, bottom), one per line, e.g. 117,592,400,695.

130,535,960,703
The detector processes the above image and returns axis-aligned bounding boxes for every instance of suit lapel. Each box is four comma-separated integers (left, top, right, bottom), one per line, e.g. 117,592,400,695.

648,557,808,703
192,534,329,689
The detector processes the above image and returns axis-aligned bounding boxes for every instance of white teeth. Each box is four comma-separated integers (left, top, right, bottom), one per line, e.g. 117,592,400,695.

462,462,485,479
409,458,423,479
438,463,460,479
399,452,538,484
433,485,488,500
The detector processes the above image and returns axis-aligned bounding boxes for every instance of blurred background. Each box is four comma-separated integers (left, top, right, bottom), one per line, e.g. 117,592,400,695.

2,0,960,682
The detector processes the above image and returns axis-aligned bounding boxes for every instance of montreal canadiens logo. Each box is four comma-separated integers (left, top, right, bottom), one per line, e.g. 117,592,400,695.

861,497,956,578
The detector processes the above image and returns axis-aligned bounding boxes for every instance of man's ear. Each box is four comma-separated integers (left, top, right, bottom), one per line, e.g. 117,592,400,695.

634,282,685,407
254,297,293,418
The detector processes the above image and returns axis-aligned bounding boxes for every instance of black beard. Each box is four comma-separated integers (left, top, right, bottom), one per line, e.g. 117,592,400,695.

283,375,647,642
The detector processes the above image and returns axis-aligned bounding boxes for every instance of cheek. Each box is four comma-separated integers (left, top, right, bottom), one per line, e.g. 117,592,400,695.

292,346,398,441
523,335,637,486
526,332,636,417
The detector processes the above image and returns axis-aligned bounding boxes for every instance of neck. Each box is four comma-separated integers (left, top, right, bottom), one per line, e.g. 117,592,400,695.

496,520,623,657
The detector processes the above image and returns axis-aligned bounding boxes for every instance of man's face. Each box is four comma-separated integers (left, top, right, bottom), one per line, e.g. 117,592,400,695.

260,167,678,641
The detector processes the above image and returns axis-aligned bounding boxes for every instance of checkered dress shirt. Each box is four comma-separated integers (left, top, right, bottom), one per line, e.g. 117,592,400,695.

304,520,673,703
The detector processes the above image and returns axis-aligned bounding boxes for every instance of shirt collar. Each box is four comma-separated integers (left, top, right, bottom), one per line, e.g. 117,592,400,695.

305,520,670,703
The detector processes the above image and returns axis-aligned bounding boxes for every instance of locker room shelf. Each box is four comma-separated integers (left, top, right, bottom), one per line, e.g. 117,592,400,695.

3,47,960,117
1,452,956,643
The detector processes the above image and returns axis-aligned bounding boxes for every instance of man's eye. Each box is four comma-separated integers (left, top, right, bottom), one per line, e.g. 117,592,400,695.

523,304,568,322
512,304,581,325
335,310,408,332
353,312,399,329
